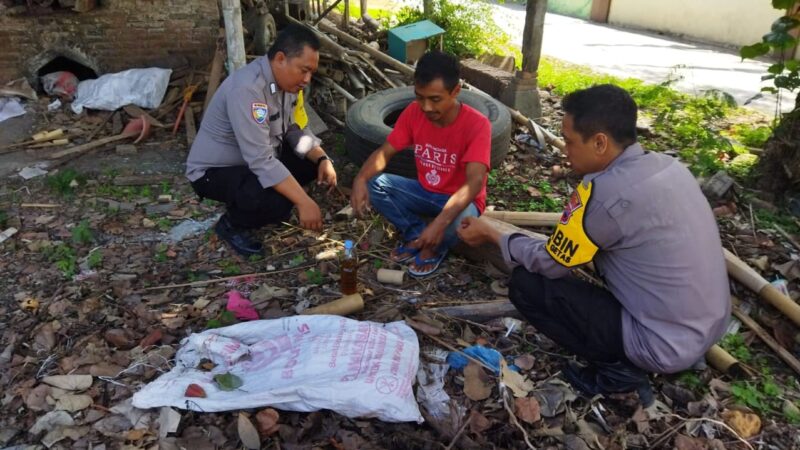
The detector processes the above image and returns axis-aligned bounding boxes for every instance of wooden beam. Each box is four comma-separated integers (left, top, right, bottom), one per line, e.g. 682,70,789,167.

221,0,247,71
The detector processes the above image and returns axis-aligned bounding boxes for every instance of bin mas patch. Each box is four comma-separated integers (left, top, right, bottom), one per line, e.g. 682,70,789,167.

546,181,599,267
252,102,269,124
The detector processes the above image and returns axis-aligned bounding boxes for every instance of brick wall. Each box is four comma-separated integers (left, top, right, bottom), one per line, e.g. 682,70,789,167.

0,0,219,83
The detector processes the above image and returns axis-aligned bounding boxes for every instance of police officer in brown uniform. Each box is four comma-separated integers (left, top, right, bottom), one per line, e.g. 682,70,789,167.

186,24,337,256
458,85,730,406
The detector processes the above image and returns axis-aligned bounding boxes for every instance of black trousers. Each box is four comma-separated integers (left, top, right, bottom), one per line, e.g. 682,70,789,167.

191,146,317,229
508,267,632,365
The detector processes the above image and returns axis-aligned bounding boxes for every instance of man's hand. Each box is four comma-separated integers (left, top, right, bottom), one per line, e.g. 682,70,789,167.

316,159,337,193
297,199,323,231
457,216,501,247
350,177,371,217
411,220,447,251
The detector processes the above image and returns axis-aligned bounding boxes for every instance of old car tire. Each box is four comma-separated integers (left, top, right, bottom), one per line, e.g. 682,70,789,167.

344,87,512,178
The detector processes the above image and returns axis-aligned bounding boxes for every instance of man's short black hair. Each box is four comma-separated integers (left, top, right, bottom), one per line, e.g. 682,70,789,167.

267,24,321,60
414,50,460,91
562,84,638,147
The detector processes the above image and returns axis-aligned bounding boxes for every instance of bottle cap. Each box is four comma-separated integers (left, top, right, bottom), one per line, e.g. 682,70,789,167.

345,240,353,249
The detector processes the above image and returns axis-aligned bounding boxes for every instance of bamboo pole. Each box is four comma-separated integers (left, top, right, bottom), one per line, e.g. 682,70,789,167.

725,248,800,327
731,301,800,376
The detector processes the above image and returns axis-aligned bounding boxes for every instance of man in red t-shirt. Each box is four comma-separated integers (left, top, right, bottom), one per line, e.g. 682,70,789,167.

350,51,491,277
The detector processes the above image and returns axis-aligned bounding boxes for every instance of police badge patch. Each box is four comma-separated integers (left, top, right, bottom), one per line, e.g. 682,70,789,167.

251,102,268,124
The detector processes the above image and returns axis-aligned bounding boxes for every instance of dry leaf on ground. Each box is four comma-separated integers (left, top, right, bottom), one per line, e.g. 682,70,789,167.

721,409,761,439
514,397,541,424
464,362,492,401
41,374,93,391
237,413,261,449
255,408,280,436
500,360,533,398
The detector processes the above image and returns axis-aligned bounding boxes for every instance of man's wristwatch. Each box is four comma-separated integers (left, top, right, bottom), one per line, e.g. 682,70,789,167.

316,155,333,166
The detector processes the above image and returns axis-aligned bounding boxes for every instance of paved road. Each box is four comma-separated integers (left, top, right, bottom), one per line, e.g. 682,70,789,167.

490,5,795,115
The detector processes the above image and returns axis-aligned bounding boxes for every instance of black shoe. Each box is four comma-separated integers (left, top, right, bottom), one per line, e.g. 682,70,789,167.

214,215,263,257
563,360,654,407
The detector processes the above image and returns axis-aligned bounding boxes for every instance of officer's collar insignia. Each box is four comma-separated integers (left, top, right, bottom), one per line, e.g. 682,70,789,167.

251,102,268,124
269,83,277,94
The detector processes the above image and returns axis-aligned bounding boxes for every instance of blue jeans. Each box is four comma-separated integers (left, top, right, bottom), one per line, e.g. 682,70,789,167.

367,173,479,253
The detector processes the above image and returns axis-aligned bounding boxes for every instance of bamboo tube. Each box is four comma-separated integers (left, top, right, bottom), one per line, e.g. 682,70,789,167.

725,248,800,327
706,344,749,377
377,268,405,285
483,211,561,227
302,294,364,315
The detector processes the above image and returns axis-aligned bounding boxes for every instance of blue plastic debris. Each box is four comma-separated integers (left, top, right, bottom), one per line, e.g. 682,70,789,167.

447,345,504,375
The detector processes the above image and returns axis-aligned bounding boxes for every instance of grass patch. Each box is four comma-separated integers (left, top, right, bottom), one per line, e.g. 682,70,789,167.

46,169,86,196
538,57,764,177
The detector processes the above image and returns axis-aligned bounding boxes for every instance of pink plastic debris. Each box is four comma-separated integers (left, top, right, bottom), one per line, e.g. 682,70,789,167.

225,290,259,321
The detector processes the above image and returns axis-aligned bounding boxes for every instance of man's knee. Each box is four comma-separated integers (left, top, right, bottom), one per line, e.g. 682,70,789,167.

508,267,547,312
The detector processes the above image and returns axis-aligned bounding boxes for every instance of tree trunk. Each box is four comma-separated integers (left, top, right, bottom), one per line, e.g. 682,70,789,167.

755,96,800,200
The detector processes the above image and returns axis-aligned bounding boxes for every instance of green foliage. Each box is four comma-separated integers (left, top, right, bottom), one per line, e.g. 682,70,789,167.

373,259,383,269
0,210,6,228
741,1,800,96
728,153,760,180
206,310,238,329
71,220,93,245
728,123,773,148
305,268,325,285
219,259,241,276
720,333,752,363
289,254,306,267
154,243,168,263
675,371,705,391
46,169,85,196
754,207,800,234
45,243,78,279
731,373,785,417
392,0,516,58
87,249,103,269
539,57,756,176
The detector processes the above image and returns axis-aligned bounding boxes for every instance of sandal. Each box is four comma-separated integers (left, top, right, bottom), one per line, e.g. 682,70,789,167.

390,242,419,263
408,250,448,278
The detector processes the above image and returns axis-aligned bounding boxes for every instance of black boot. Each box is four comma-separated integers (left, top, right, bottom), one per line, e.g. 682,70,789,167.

214,215,263,257
563,360,654,407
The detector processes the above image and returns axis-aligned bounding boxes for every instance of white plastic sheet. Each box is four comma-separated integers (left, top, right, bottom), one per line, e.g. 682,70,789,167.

71,68,172,114
132,316,423,423
0,97,25,123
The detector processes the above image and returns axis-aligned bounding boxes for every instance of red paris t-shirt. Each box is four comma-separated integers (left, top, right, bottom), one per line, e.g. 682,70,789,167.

386,102,491,213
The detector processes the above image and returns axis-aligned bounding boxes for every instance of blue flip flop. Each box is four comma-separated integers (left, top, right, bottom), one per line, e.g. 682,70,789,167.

408,250,448,278
390,242,419,263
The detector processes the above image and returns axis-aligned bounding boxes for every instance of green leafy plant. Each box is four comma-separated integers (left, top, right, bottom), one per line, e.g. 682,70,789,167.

46,169,85,196
71,220,93,245
154,243,169,263
45,243,78,278
728,123,773,148
392,0,517,58
219,259,241,276
206,310,238,329
675,371,705,391
87,249,103,269
720,333,752,363
289,254,306,267
305,269,325,285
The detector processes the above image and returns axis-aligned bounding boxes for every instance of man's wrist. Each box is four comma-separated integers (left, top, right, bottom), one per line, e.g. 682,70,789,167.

315,155,333,166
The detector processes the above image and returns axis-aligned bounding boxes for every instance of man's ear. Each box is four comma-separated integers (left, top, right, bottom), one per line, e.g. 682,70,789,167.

593,133,609,155
450,83,462,97
274,51,286,66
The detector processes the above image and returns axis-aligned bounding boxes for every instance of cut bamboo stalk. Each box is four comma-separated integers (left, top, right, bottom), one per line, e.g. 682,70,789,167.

376,268,405,285
706,344,749,377
731,301,800,376
301,293,364,315
483,210,561,227
48,131,138,160
725,248,800,327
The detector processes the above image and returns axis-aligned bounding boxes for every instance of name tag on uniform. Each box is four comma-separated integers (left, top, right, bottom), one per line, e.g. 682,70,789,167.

252,102,268,124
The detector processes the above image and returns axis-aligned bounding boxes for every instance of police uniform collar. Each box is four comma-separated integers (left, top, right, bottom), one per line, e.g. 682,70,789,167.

583,142,645,183
259,57,280,96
